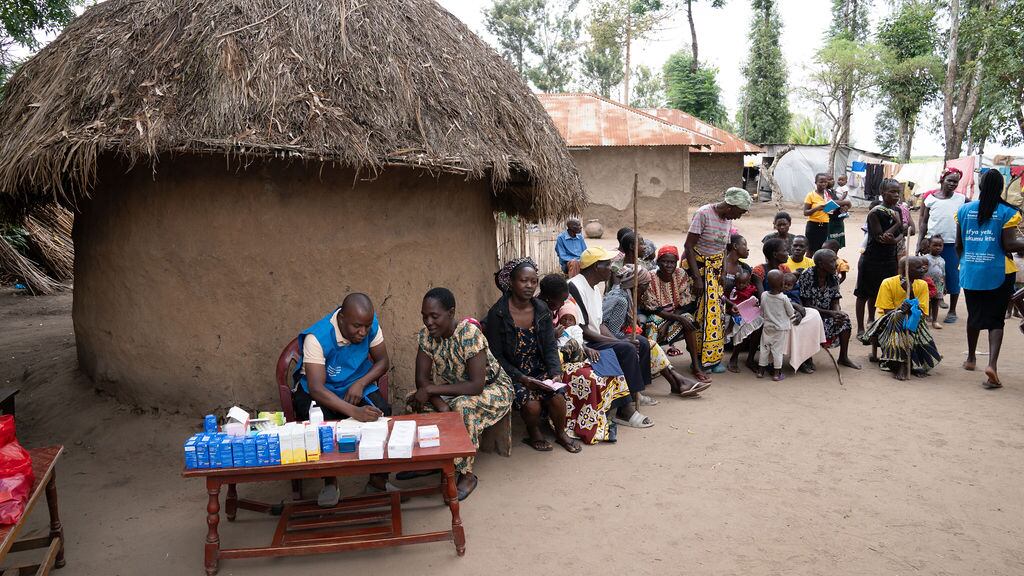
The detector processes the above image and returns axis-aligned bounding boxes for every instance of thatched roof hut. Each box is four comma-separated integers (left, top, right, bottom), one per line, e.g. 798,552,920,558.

0,0,584,410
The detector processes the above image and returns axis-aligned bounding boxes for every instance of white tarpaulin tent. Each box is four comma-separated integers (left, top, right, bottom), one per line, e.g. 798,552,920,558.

756,145,891,207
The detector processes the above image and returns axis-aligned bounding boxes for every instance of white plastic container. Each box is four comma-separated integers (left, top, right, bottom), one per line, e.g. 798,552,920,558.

308,402,324,427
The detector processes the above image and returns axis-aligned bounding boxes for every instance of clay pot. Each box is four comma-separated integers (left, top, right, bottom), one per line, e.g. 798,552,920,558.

584,219,603,239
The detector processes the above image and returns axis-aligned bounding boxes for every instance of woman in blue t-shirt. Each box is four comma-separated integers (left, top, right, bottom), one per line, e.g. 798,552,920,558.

956,170,1024,389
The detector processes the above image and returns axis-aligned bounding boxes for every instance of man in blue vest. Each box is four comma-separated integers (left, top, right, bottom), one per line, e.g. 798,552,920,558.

293,292,391,506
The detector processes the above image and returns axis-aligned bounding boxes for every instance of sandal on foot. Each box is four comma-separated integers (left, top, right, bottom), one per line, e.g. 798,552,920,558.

676,381,711,397
638,392,659,406
555,437,582,453
666,346,684,357
317,483,340,508
772,372,786,382
709,363,727,374
522,438,553,452
612,411,654,429
943,313,958,324
983,367,1002,389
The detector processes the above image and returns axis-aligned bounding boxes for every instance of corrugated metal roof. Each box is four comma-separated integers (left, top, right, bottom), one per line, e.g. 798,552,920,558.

644,108,763,154
536,93,716,148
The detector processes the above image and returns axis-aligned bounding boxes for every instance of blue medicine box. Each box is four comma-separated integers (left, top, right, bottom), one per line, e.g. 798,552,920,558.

267,434,281,465
184,435,199,469
319,425,335,453
243,436,258,467
217,437,233,469
231,437,245,468
195,435,211,468
255,434,270,466
338,434,357,453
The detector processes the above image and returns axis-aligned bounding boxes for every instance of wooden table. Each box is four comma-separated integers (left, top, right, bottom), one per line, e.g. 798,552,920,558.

182,413,475,575
0,445,66,575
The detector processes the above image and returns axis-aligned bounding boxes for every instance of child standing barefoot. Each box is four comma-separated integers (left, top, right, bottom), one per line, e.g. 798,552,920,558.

758,270,800,381
922,235,946,330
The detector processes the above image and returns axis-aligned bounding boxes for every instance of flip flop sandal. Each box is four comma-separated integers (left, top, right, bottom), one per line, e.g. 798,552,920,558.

772,372,786,381
555,437,582,453
983,380,1003,389
612,411,654,429
522,437,553,452
638,392,659,406
676,381,711,397
666,346,684,357
709,363,727,374
691,369,712,383
943,313,958,324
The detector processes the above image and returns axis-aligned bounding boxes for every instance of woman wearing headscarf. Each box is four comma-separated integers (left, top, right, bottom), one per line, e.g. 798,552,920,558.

919,167,967,323
646,244,711,383
956,169,1024,389
483,258,580,453
603,264,708,397
684,187,752,372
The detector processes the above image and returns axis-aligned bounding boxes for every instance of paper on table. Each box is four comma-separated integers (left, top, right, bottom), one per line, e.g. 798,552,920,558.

736,296,760,324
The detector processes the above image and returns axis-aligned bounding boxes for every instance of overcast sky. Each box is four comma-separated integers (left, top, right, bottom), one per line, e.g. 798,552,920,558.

437,0,1024,159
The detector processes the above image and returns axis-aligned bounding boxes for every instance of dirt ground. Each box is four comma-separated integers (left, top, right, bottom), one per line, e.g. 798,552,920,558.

3,201,1024,575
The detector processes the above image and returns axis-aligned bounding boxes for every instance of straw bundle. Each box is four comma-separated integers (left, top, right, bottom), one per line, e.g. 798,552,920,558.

24,212,74,281
0,0,586,222
0,234,60,295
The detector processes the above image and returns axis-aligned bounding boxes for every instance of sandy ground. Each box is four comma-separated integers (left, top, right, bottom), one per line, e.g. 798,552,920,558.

3,201,1024,575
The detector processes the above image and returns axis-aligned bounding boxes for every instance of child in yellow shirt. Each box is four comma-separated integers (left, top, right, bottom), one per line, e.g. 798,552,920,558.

785,236,814,272
822,239,850,283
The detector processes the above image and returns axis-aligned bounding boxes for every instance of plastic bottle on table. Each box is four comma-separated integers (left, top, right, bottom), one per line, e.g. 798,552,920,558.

308,402,324,427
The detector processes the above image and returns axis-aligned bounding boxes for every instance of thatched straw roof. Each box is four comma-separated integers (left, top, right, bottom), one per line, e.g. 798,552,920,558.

0,0,585,220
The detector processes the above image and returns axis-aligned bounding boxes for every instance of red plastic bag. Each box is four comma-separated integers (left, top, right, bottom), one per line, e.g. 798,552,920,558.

0,416,33,525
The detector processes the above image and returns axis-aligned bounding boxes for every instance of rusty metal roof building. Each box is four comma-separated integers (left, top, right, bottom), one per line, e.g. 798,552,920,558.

536,93,716,149
644,108,763,154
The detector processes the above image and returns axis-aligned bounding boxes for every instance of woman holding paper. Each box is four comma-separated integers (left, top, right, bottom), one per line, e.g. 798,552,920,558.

483,259,581,453
411,287,514,500
803,173,852,253
723,235,762,373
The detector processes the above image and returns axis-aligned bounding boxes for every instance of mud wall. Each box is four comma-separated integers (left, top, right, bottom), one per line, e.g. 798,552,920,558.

689,152,745,207
573,146,690,232
73,155,499,412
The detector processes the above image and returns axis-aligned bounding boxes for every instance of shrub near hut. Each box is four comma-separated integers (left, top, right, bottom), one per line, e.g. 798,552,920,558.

0,0,585,410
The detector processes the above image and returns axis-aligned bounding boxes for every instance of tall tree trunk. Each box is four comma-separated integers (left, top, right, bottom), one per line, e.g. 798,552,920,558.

899,116,916,163
622,11,632,104
1015,93,1024,143
942,0,993,161
687,0,698,73
839,88,852,146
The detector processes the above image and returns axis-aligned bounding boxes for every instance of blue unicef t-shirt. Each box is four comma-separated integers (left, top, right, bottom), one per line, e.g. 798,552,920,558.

957,201,1019,291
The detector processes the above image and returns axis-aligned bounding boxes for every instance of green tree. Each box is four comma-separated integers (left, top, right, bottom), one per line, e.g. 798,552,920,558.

788,114,830,145
827,0,871,149
800,38,884,173
684,0,725,73
1,0,76,82
663,50,727,126
586,0,672,102
875,1,941,162
737,0,789,144
483,0,544,78
973,0,1023,148
629,64,665,108
940,0,998,160
526,0,581,92
581,20,618,97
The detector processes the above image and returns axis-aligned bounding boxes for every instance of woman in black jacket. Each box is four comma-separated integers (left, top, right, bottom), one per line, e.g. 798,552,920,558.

484,258,580,453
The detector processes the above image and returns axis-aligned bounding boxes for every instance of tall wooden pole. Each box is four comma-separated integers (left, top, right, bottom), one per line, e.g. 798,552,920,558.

631,173,639,344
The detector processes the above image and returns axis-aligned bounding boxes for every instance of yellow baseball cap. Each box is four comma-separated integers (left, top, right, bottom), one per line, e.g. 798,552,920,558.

579,246,615,269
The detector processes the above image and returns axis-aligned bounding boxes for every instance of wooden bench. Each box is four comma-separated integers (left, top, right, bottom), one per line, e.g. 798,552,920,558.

0,445,66,575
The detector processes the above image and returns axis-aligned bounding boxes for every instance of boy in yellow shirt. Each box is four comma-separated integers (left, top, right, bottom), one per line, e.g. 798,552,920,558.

785,236,814,272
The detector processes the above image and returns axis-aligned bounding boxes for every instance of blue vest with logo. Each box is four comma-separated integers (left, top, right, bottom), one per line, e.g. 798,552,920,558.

295,309,380,398
957,201,1017,291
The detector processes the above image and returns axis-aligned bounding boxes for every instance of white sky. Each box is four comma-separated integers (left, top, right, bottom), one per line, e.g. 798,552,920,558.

437,0,1024,159
13,0,1023,158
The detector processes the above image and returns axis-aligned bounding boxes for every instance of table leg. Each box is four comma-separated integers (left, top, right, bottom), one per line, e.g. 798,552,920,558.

225,484,237,521
205,480,221,576
45,470,65,568
444,464,465,556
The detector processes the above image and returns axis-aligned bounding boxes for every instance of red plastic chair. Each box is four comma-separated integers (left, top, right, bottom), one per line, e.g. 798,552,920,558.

275,336,391,423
